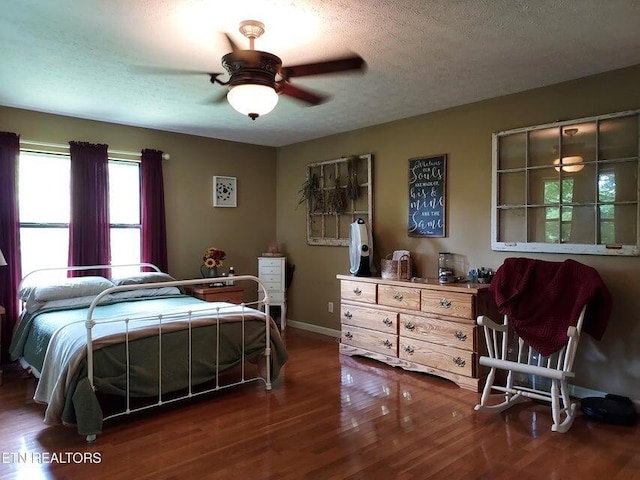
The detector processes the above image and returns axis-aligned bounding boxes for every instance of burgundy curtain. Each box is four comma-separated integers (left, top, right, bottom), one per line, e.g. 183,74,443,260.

141,149,168,272
68,141,110,276
0,132,22,362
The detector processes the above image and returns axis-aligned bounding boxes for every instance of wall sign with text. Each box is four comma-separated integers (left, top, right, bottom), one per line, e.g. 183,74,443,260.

408,154,447,237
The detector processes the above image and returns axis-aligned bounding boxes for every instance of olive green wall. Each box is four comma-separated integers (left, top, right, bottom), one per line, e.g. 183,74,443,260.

276,64,640,398
0,107,277,294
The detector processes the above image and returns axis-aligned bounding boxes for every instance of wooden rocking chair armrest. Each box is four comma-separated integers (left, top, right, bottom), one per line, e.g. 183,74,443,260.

476,315,507,332
478,357,576,380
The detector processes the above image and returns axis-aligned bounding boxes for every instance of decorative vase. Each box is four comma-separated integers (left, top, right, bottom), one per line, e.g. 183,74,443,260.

200,265,219,278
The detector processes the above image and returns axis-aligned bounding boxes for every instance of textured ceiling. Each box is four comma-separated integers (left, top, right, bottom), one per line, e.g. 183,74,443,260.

1,0,640,147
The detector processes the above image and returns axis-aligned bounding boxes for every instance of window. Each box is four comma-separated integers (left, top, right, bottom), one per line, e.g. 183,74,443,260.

303,154,373,246
543,177,574,243
18,151,141,274
492,110,639,256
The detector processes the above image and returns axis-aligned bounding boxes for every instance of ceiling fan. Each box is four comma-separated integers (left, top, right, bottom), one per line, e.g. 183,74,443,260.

135,20,366,120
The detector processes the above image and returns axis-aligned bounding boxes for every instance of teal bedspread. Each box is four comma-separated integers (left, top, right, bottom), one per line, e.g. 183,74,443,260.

10,295,288,436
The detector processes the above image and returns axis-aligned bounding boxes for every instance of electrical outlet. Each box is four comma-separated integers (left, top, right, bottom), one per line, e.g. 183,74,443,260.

328,302,334,313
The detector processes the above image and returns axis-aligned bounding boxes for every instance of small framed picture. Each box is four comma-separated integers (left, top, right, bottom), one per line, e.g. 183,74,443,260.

213,176,237,207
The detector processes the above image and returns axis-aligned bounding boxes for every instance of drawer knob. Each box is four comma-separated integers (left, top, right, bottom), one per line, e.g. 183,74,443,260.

344,331,353,340
439,298,452,308
353,288,362,295
453,356,466,368
382,339,393,349
382,317,393,327
403,345,414,355
404,322,416,331
393,292,404,302
344,311,353,319
454,331,467,341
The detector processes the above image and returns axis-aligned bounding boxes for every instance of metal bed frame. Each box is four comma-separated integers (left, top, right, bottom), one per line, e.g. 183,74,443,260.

19,264,275,443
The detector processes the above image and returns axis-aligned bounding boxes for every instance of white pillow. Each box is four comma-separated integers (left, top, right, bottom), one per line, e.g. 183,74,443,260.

19,276,114,313
33,276,114,302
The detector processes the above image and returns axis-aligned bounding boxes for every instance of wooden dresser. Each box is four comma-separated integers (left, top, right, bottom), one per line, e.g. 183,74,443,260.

337,274,497,391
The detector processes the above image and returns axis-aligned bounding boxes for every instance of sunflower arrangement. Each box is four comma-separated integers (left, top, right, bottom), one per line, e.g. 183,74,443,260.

202,247,226,269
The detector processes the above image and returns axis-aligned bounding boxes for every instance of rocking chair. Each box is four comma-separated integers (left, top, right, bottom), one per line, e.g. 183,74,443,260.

474,257,611,433
475,305,586,433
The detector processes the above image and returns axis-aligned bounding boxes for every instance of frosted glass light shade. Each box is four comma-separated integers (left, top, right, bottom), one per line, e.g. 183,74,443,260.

227,84,279,119
553,156,584,173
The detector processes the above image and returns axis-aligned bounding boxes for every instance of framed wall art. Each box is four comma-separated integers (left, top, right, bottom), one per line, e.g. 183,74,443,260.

213,176,237,207
408,154,447,237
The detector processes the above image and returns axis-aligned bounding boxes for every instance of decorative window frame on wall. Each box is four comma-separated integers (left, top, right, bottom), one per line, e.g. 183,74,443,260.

303,154,373,246
492,109,640,256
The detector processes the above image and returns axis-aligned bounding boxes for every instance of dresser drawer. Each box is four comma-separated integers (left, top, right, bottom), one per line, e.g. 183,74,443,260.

341,304,397,333
378,284,421,310
259,258,284,267
262,282,283,292
259,266,282,276
399,313,475,351
342,324,397,356
260,273,282,284
421,290,474,319
259,291,285,303
399,338,475,377
341,280,377,304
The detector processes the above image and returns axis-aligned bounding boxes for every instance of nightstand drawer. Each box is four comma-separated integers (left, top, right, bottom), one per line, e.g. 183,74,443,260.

186,286,244,304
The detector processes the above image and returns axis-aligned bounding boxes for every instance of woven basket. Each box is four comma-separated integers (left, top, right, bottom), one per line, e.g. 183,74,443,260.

380,254,412,280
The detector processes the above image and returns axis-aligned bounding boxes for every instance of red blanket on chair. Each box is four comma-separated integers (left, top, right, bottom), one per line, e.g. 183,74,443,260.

489,258,612,356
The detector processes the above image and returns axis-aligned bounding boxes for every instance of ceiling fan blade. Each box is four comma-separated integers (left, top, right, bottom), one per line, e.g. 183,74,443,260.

277,81,328,106
222,32,260,64
223,32,242,54
280,55,366,79
201,89,229,105
130,65,222,76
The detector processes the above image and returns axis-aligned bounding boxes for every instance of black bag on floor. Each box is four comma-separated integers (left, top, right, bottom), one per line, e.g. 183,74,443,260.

580,394,638,426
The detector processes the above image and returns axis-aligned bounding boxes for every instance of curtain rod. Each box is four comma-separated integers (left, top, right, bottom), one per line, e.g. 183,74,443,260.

19,139,170,160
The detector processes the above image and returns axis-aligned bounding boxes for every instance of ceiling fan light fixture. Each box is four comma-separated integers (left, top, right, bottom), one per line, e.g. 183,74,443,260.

553,155,584,173
227,84,279,120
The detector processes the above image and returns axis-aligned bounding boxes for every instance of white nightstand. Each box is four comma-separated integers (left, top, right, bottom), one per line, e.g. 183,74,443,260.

258,256,286,330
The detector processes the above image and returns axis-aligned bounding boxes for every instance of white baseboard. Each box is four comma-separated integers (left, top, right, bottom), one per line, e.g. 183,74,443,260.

569,384,605,399
285,319,340,338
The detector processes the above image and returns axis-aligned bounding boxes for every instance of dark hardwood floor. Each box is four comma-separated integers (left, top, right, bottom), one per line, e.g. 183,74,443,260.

0,327,638,479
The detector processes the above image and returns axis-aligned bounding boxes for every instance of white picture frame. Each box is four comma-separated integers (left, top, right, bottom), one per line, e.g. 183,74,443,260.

213,176,237,207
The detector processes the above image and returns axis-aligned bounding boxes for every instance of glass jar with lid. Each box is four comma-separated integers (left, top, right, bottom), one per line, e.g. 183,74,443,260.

438,252,455,284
